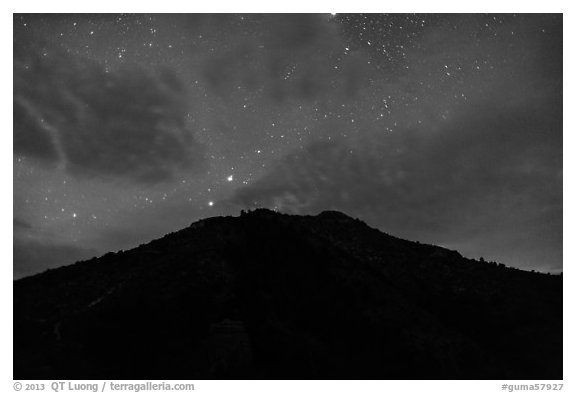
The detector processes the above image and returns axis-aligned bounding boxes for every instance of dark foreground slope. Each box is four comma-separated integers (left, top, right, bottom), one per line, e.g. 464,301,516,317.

14,209,562,380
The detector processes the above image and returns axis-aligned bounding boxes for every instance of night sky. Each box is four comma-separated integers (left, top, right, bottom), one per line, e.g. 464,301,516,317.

13,13,562,279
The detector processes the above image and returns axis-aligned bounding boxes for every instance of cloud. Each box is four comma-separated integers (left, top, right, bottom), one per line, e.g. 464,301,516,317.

13,101,59,165
200,14,371,103
13,43,204,184
13,217,32,231
227,103,562,270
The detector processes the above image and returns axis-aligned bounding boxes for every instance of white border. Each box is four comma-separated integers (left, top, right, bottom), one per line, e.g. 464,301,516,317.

4,2,571,392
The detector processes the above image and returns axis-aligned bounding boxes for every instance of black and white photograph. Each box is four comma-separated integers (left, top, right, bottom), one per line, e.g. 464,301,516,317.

10,6,567,388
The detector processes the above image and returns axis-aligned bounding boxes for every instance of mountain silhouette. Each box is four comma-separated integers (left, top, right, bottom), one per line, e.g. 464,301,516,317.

14,209,562,380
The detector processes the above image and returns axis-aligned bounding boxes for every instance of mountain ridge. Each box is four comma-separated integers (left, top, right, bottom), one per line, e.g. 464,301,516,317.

14,209,562,379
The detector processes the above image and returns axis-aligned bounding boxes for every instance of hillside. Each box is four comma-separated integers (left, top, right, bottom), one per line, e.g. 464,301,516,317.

14,209,562,379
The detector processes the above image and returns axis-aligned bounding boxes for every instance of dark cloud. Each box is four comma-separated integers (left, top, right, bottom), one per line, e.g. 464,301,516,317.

13,102,59,165
13,43,204,184
13,238,98,280
13,217,33,231
228,103,561,270
200,14,371,103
